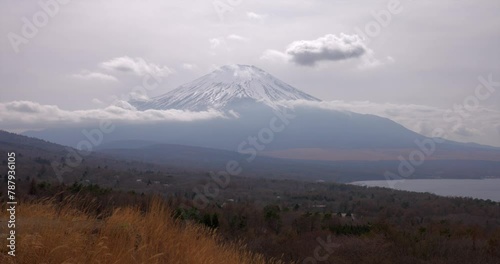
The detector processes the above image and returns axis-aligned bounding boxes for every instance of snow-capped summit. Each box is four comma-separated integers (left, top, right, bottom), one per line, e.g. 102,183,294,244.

131,64,320,111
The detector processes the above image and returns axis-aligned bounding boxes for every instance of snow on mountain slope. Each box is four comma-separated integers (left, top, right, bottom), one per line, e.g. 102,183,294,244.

131,65,320,111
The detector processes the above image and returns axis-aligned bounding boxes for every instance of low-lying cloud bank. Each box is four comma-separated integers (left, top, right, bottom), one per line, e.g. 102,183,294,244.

0,100,226,131
1,99,498,147
281,100,500,147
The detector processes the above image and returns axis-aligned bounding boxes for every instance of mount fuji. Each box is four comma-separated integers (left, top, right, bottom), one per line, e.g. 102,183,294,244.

23,64,500,172
131,64,319,111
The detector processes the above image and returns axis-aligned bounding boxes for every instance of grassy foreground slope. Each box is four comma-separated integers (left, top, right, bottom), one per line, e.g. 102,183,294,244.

0,197,281,264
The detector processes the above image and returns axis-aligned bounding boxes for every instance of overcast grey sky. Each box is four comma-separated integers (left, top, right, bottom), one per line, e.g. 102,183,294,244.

0,0,499,146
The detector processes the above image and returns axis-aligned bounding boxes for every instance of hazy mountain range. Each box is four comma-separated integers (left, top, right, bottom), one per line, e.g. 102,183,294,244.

24,65,500,154
4,64,500,182
2,130,500,183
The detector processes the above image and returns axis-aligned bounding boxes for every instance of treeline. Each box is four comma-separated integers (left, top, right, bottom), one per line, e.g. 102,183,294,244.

2,179,500,263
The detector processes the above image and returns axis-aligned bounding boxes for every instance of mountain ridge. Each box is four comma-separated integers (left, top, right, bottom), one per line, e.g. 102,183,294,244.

20,64,500,163
131,64,320,111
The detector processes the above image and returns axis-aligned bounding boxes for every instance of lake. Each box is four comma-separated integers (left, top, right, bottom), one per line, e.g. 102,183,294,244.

350,179,500,202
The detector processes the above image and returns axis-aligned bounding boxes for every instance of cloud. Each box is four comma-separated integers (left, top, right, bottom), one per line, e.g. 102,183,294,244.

357,52,395,70
2,99,499,147
227,34,248,42
91,98,104,105
285,33,368,66
5,101,53,114
209,38,225,49
181,63,197,70
260,49,288,62
260,33,376,67
247,12,266,21
100,56,172,77
71,70,118,82
219,64,254,79
452,125,481,137
209,35,246,52
0,100,227,130
281,100,500,145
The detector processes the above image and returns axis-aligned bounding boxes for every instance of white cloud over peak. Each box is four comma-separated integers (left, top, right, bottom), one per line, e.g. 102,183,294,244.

100,56,173,77
285,33,368,66
181,63,198,70
227,34,248,42
260,34,386,69
260,49,288,62
71,70,118,82
357,52,395,70
209,35,247,50
247,12,266,21
209,38,225,49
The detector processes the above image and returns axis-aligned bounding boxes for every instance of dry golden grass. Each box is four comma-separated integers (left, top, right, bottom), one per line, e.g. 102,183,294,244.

0,197,283,264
